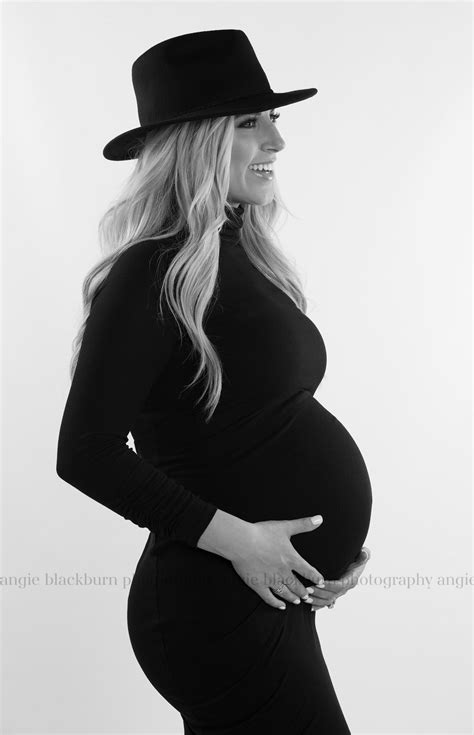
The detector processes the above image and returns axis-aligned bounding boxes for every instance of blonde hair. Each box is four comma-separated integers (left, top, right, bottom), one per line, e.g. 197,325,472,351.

70,115,308,422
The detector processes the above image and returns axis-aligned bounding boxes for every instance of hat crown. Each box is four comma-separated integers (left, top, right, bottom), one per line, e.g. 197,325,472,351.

103,28,317,160
132,30,271,126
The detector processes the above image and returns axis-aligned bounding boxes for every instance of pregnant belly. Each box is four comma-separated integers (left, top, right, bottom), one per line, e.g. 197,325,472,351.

196,391,373,582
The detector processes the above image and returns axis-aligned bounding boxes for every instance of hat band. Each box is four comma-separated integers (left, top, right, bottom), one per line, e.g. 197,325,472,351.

140,87,275,126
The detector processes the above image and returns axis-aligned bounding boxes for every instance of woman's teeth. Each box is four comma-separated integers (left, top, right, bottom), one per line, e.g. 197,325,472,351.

248,166,274,181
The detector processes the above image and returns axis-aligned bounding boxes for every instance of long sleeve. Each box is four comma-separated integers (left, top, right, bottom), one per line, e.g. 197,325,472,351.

56,239,218,548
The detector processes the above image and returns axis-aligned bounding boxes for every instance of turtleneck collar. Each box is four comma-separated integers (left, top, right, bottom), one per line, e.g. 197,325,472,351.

221,203,245,245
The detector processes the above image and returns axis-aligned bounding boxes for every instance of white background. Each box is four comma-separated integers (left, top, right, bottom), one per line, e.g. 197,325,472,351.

2,2,472,734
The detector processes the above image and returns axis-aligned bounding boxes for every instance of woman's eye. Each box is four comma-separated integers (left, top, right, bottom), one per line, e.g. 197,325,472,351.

239,113,281,128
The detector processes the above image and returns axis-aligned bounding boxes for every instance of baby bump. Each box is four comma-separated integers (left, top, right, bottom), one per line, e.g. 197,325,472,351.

202,394,373,581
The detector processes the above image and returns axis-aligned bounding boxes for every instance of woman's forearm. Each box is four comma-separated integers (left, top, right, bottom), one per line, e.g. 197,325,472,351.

197,508,255,561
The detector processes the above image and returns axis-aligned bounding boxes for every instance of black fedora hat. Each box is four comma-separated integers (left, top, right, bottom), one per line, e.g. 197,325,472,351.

103,29,317,161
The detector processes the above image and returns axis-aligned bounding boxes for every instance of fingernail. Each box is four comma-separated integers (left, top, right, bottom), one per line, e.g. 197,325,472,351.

292,598,301,604
317,580,325,588
306,587,314,594
278,605,286,610
304,597,314,603
311,515,323,525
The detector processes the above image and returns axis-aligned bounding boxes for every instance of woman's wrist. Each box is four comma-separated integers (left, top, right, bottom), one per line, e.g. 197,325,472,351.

196,508,255,561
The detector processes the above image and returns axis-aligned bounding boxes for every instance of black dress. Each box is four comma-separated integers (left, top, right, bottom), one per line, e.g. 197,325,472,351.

56,204,372,734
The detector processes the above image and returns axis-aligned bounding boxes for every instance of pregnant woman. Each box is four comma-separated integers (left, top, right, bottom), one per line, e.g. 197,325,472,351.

56,30,372,734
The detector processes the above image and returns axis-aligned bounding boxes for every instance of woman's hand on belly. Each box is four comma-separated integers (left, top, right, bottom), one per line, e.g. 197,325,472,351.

229,515,327,610
307,547,371,611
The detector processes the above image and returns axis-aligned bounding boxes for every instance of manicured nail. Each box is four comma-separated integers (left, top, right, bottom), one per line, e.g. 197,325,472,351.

278,605,286,610
304,597,314,603
317,580,325,588
306,587,314,594
292,598,300,604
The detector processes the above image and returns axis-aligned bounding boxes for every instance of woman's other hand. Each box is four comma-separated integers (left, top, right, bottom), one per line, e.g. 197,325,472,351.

306,547,371,611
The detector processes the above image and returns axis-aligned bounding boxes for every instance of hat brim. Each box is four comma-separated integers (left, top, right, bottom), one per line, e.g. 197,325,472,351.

102,87,317,161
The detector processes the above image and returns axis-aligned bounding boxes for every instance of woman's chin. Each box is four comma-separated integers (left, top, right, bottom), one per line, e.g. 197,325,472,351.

235,190,274,207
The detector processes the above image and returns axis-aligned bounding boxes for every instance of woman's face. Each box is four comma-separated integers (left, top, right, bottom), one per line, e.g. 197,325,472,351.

228,109,285,207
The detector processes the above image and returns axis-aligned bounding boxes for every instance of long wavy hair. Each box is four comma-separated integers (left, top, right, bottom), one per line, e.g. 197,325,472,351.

70,115,308,423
